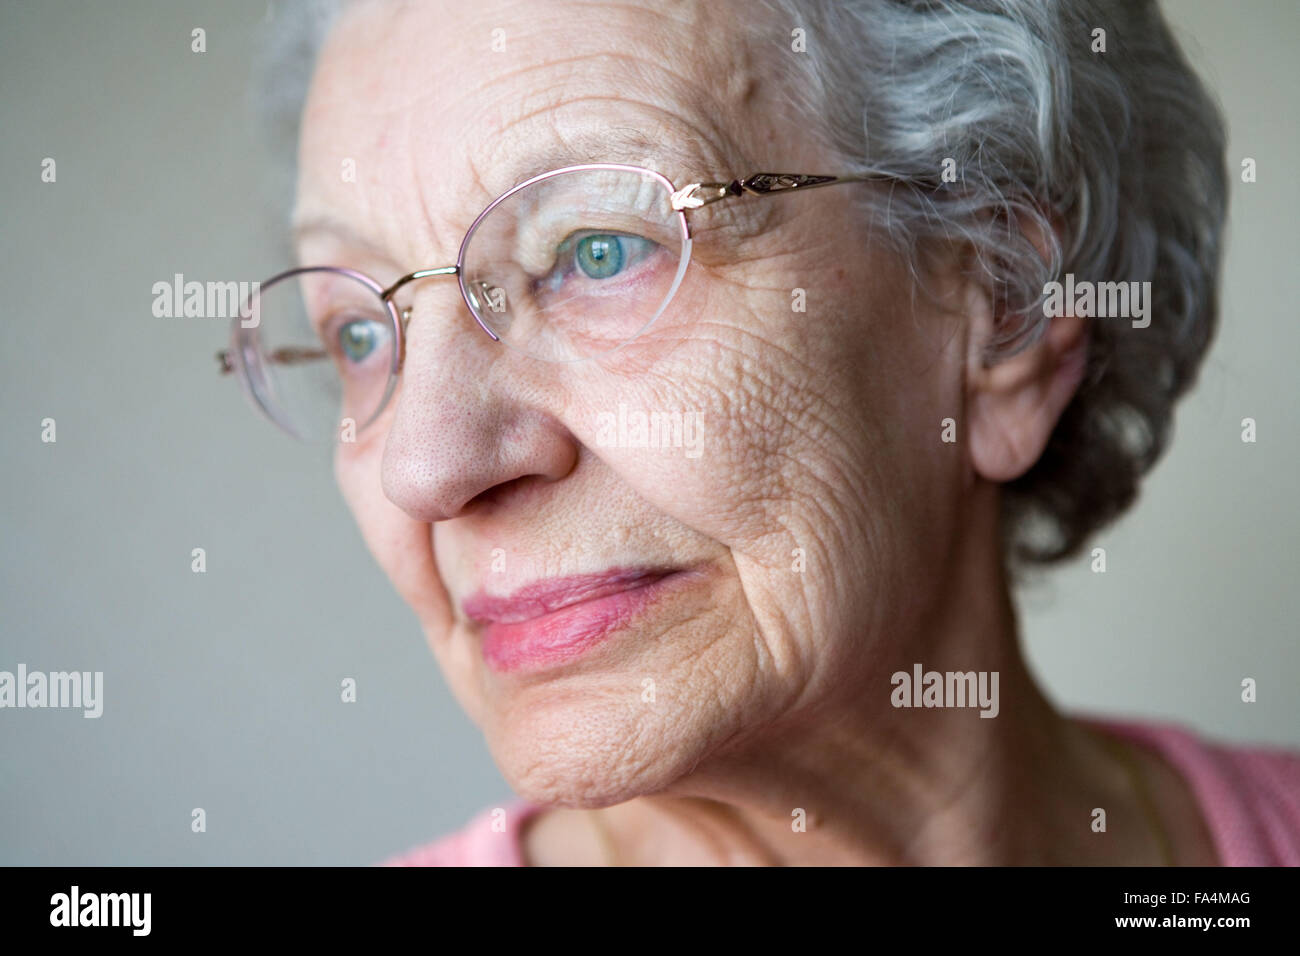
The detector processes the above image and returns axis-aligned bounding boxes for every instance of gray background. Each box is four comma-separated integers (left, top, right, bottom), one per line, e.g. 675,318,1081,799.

1,0,1295,865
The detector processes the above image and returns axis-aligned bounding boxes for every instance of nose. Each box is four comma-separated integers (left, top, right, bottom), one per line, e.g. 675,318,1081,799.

379,281,578,523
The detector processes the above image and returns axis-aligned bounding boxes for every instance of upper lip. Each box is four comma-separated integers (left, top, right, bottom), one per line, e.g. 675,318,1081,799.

462,568,674,624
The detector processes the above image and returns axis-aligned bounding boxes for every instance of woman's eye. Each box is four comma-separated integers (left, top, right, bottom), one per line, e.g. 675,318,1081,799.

337,318,386,364
552,231,657,284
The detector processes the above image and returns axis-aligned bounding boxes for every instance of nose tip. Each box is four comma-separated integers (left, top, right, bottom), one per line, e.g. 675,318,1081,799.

380,404,579,523
380,438,482,521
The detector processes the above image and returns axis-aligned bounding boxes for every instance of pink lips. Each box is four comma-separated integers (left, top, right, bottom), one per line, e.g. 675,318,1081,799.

463,568,680,673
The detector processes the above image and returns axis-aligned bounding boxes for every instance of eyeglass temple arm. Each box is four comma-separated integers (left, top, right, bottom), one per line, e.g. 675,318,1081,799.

216,346,328,374
669,172,897,211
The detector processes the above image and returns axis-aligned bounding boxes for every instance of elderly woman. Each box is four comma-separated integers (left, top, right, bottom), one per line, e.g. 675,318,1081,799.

224,0,1299,865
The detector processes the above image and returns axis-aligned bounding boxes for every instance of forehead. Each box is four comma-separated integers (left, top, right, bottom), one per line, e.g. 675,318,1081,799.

296,0,782,254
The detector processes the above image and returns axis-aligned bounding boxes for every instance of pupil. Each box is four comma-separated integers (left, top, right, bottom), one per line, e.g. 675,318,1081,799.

577,234,623,278
340,322,375,362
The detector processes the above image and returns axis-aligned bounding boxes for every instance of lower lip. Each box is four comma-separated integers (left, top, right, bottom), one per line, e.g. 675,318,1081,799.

479,572,687,673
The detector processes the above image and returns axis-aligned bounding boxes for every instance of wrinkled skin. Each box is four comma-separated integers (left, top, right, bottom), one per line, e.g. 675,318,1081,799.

294,0,1215,864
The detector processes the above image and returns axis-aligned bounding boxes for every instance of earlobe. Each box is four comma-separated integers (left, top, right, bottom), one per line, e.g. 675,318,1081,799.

967,309,1089,483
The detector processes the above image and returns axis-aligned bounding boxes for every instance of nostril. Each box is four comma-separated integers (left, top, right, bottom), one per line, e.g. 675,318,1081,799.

379,389,579,523
463,474,544,514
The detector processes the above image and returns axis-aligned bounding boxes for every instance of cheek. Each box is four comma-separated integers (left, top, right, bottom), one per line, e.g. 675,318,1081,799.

564,273,919,566
563,265,964,654
564,346,788,556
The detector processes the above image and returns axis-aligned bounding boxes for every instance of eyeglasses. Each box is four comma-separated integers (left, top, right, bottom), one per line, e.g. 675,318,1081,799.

218,163,888,443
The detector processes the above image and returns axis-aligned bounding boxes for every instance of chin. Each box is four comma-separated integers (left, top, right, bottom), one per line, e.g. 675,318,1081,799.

482,694,714,807
446,566,772,806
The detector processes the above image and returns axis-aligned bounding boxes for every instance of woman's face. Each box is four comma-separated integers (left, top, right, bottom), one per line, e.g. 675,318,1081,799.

297,0,973,805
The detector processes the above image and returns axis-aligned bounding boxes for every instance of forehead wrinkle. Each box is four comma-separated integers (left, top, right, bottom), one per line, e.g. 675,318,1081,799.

478,105,734,191
510,0,755,90
302,0,785,266
402,98,471,264
467,68,748,187
463,37,755,175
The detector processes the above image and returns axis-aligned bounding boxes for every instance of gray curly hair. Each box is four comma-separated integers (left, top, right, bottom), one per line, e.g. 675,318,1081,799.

259,0,1227,568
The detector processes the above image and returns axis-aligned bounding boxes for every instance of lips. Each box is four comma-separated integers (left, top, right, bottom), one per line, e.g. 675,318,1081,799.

463,568,683,673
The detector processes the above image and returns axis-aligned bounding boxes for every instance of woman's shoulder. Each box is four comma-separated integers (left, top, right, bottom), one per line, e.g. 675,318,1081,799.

380,798,544,867
1080,713,1300,866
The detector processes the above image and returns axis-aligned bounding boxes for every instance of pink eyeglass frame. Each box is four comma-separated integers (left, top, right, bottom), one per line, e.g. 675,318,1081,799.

218,163,888,433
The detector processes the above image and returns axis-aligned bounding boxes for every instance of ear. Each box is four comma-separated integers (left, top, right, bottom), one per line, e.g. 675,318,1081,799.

965,223,1089,483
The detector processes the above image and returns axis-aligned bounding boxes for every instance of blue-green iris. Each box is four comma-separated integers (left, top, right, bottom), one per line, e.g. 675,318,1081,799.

575,234,625,279
338,320,381,363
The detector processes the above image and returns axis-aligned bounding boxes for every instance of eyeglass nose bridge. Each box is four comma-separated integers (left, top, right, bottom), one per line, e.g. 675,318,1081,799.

381,264,502,342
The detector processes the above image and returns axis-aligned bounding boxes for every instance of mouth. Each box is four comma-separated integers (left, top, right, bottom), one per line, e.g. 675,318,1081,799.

462,567,691,673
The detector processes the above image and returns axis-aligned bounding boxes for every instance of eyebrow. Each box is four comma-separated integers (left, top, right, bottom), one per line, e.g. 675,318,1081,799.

291,215,396,265
503,124,726,186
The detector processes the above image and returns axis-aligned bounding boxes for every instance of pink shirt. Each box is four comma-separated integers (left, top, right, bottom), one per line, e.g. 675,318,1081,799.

382,716,1300,866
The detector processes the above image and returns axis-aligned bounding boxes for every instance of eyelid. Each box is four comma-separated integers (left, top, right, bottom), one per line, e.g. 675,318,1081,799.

292,216,402,272
514,219,617,274
510,176,669,273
